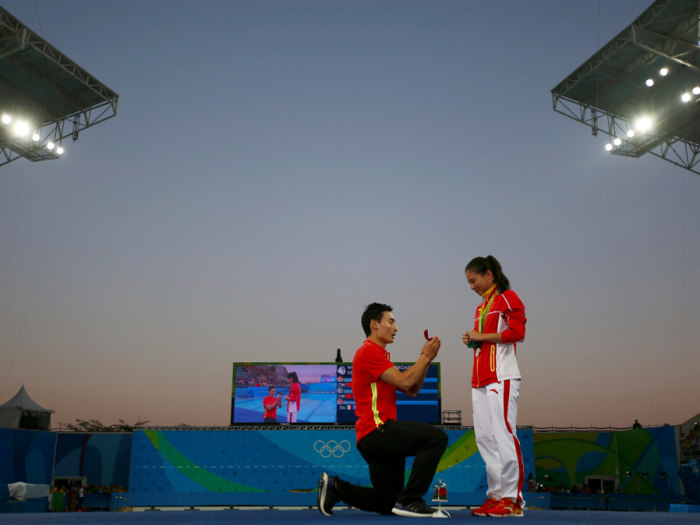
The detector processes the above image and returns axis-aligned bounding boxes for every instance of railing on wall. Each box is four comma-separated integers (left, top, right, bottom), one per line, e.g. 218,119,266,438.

680,449,699,462
534,425,644,432
442,411,462,425
110,496,132,512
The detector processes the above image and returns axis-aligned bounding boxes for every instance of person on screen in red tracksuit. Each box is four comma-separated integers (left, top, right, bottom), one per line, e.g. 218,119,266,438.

285,372,301,423
263,386,282,423
317,303,448,518
463,256,527,518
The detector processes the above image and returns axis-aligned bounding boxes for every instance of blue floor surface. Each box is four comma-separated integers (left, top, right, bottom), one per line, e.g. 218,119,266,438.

2,510,700,524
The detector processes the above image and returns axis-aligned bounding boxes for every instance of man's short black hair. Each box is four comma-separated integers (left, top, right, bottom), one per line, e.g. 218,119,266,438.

361,303,393,337
268,386,275,392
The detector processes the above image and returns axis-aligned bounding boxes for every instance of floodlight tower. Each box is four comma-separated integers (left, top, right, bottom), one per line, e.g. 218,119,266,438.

0,6,119,167
552,0,700,175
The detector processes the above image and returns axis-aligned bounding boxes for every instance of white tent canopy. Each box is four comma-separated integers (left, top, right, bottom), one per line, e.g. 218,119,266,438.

0,385,52,430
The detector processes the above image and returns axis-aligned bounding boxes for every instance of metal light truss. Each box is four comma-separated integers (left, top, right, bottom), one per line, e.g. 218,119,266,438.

554,95,700,173
552,0,700,175
0,6,119,167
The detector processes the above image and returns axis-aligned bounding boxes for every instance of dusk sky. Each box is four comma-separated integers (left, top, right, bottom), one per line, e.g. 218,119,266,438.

0,0,698,429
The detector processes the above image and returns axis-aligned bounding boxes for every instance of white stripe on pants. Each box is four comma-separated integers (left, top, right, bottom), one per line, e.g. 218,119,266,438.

472,379,523,502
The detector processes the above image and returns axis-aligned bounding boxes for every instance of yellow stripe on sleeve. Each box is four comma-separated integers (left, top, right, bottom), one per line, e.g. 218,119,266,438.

370,382,383,428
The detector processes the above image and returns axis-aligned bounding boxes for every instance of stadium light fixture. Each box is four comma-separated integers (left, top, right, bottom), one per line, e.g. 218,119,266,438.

46,141,54,150
646,79,654,87
14,122,29,137
627,129,635,138
31,133,40,142
682,93,691,102
659,68,668,76
605,143,613,151
635,117,652,132
56,146,64,155
1,114,11,124
693,87,700,96
613,138,622,146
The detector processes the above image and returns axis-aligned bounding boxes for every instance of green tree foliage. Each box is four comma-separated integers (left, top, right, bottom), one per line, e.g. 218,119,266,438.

58,418,151,432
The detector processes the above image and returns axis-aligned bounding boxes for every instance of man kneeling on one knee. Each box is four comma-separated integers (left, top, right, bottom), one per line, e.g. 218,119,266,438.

318,302,448,518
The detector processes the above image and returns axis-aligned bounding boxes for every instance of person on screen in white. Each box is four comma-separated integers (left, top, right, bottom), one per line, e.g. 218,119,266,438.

463,256,527,518
285,372,301,423
317,303,448,518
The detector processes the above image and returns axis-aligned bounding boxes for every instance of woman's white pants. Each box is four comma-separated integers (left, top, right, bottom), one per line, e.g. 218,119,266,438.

472,379,524,502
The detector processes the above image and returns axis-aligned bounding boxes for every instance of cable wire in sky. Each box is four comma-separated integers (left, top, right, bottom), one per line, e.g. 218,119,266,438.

1,159,70,401
594,139,657,424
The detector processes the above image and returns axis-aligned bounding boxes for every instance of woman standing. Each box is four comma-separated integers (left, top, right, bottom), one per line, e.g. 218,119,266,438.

462,256,527,518
285,372,301,423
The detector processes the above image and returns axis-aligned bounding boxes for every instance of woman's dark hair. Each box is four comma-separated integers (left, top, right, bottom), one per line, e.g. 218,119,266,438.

361,303,393,337
465,255,511,291
287,372,299,384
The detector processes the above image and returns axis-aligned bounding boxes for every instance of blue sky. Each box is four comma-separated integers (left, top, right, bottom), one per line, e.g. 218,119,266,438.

0,0,698,428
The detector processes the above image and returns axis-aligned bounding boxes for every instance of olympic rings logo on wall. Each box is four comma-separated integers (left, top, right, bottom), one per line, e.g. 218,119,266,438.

314,440,351,458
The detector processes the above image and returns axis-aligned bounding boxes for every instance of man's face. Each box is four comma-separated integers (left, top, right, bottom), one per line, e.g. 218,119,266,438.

269,388,276,397
372,311,397,345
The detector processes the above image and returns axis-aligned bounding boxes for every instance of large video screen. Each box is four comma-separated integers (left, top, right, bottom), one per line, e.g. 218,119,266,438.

231,362,441,425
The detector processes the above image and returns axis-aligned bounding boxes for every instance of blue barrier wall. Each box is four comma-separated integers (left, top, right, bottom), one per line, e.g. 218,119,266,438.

126,427,535,507
53,433,132,487
0,429,55,485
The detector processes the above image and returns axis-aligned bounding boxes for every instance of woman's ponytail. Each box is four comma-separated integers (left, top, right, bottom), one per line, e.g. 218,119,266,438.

465,255,511,291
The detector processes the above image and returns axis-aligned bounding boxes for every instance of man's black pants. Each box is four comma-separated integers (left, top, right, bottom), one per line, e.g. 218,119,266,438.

338,420,448,515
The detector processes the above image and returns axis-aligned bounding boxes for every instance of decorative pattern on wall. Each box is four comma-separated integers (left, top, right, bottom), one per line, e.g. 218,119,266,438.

128,428,535,505
0,429,56,485
53,433,132,487
534,427,680,495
